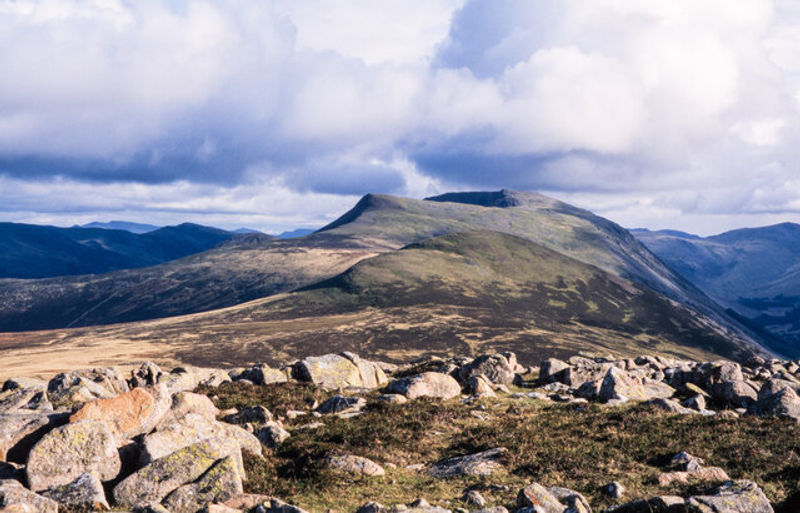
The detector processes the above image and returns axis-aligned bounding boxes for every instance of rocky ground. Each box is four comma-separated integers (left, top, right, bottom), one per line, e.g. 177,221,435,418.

1,351,799,512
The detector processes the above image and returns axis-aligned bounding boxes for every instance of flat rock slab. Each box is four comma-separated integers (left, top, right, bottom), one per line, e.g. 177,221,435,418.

429,447,507,478
70,386,164,439
516,482,566,513
26,420,121,491
294,353,387,390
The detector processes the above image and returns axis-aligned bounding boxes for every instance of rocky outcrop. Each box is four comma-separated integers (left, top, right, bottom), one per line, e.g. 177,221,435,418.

598,367,675,403
327,454,385,476
293,353,387,389
387,372,461,400
429,447,507,478
162,456,243,513
0,413,67,463
458,353,518,385
612,480,773,513
39,471,109,510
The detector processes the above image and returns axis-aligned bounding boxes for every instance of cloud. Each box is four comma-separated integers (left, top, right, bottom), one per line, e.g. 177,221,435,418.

2,0,800,234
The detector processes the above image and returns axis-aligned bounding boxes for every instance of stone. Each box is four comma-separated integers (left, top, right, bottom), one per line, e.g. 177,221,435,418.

237,364,288,386
752,379,800,421
429,447,507,478
256,423,290,448
657,467,730,487
671,451,704,471
598,367,675,403
601,481,625,499
647,398,694,414
516,482,565,512
293,353,387,390
162,456,244,513
607,496,687,512
69,386,167,439
47,368,129,407
539,358,570,383
0,480,58,513
200,504,242,513
684,394,706,411
257,498,311,513
224,406,273,425
133,504,172,513
462,490,486,507
356,501,386,513
0,383,51,414
548,486,591,513
686,480,773,513
0,413,67,463
26,420,121,491
114,439,242,508
327,454,386,476
130,361,164,388
466,376,496,398
160,367,204,394
158,392,220,428
376,394,408,404
316,395,366,414
458,353,517,385
222,493,272,510
714,380,758,409
39,471,109,510
387,373,462,400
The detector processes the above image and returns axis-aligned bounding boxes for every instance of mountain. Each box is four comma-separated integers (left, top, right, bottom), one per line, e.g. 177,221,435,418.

277,228,316,239
0,222,234,279
0,230,765,371
633,223,800,357
79,221,160,233
0,190,768,360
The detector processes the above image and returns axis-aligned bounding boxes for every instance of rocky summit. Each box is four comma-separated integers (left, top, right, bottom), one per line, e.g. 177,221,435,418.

0,350,799,512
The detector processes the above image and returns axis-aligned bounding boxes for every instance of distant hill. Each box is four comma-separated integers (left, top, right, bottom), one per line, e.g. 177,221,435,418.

277,228,316,239
0,190,769,361
0,222,234,279
634,223,800,356
79,221,160,233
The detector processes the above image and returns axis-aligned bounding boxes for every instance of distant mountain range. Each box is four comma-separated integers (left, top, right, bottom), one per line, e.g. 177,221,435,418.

78,221,160,233
0,222,236,279
0,190,769,364
633,224,800,357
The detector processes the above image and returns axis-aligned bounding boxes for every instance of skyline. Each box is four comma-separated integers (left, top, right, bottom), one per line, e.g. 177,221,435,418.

3,0,800,236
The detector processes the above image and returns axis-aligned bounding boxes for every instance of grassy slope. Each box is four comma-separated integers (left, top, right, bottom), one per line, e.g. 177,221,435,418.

0,230,760,378
201,381,800,513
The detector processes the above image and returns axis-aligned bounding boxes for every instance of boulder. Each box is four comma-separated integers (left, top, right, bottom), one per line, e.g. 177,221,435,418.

713,380,758,409
40,471,109,510
316,395,366,414
158,392,220,428
26,420,121,491
257,498,312,513
429,447,507,478
686,480,773,513
458,353,517,385
466,376,496,398
539,358,570,383
224,406,273,426
130,362,164,388
0,383,51,414
598,367,675,403
0,413,67,463
327,454,385,476
752,379,800,421
0,479,58,513
387,373,462,400
114,439,242,508
293,353,387,390
69,385,169,439
548,486,592,513
647,398,694,415
657,467,730,487
607,496,687,512
236,364,288,386
47,368,129,407
516,482,565,512
162,456,244,513
256,423,290,449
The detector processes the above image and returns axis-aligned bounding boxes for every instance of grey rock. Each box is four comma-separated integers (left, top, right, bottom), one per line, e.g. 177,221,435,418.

539,359,570,383
598,367,675,403
387,373,462,400
752,379,800,421
0,412,67,463
601,481,625,499
130,362,164,388
293,353,387,390
236,364,288,386
26,420,121,491
458,353,517,385
256,423,291,448
516,482,564,512
316,395,366,414
162,456,244,513
327,454,385,476
686,480,773,513
0,479,58,513
429,448,507,478
224,406,273,425
462,490,486,507
40,471,109,510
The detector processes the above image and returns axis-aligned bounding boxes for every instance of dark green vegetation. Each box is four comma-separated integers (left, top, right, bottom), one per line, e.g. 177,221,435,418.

202,382,800,513
0,191,762,364
634,224,800,357
0,222,236,279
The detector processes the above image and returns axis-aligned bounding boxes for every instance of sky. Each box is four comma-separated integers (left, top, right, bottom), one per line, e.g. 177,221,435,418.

2,0,800,235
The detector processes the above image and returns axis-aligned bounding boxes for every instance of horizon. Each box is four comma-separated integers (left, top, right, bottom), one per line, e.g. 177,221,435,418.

4,1,800,236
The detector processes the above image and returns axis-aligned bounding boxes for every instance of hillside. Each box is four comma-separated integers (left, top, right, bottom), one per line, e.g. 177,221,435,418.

633,224,800,357
0,230,767,376
0,191,764,359
0,222,236,279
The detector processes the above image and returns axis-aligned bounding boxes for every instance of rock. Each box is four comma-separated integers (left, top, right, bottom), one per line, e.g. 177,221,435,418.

26,420,121,491
657,467,730,487
548,486,592,513
327,454,385,476
69,386,168,439
257,498,311,513
0,413,67,463
601,481,625,499
256,423,291,448
236,364,288,386
683,394,706,411
404,498,452,513
356,501,386,513
607,496,687,512
387,373,462,400
598,367,675,403
158,392,220,428
222,493,272,510
162,456,244,513
686,480,773,513
133,504,172,513
160,367,205,394
130,361,164,388
458,353,517,385
429,448,507,478
293,353,387,390
714,380,758,409
466,376,496,398
539,358,570,383
39,471,109,510
48,368,129,407
647,398,694,414
200,504,242,513
516,482,564,512
752,379,800,421
0,383,51,414
462,490,486,507
114,439,242,508
376,394,408,404
224,406,273,426
316,395,366,414
671,451,703,471
0,479,58,513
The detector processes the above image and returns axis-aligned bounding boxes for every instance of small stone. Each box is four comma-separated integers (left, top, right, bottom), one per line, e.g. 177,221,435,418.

224,406,273,426
601,481,625,499
376,394,408,404
429,448,507,478
316,396,366,414
462,490,486,507
256,423,291,448
327,454,385,476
